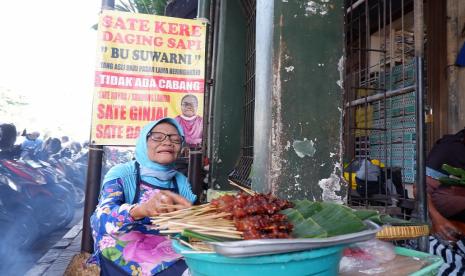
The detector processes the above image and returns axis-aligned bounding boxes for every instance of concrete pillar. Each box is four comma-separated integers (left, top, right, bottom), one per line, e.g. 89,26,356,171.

253,0,345,201
447,0,461,133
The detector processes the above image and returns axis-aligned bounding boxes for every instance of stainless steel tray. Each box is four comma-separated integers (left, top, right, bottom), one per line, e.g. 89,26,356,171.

209,220,381,257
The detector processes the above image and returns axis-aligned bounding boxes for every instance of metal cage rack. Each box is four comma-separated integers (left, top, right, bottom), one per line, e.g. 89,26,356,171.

343,0,423,219
229,0,256,188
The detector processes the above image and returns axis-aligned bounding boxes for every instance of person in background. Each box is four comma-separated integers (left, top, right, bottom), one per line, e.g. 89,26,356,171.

36,137,62,161
69,141,82,155
61,135,70,145
175,94,203,147
59,135,74,158
20,130,43,159
426,128,465,275
90,117,196,276
0,123,21,159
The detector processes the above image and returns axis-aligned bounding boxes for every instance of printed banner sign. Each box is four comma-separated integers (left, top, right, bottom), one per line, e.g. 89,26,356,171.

90,10,206,146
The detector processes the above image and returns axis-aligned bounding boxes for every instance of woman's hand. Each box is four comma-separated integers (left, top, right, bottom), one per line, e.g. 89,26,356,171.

427,176,464,242
130,190,192,220
429,193,463,242
431,213,463,242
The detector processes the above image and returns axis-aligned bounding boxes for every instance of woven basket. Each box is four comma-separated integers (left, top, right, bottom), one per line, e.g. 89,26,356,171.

376,225,430,241
64,252,100,276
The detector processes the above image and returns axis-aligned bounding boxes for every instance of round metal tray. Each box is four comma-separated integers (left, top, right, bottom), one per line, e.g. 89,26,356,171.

209,220,381,257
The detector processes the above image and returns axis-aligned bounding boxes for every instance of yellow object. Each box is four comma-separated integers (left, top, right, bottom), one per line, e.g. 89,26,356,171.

425,113,433,123
343,159,385,190
344,172,358,190
356,88,371,98
355,105,373,136
370,159,385,168
376,225,430,240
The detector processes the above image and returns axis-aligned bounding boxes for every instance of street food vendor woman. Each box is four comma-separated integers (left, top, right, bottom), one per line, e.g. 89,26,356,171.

90,117,197,276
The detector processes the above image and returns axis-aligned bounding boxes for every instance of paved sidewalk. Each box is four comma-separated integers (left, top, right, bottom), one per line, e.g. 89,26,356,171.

25,222,83,276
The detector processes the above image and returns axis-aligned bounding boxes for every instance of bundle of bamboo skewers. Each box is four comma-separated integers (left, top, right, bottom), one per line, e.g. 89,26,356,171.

149,181,255,240
149,203,243,240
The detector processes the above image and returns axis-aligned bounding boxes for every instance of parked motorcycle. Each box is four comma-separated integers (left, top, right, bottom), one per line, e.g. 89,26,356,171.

0,173,39,248
0,159,75,234
28,159,85,207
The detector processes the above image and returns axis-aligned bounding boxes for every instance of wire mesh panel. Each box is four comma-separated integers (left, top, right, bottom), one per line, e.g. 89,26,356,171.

228,0,256,187
343,0,419,219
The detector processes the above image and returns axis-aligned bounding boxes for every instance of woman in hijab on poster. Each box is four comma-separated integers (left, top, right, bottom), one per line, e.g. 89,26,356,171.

175,94,203,148
90,117,196,276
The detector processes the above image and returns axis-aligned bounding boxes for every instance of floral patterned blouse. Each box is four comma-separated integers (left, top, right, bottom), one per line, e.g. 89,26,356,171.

90,178,191,276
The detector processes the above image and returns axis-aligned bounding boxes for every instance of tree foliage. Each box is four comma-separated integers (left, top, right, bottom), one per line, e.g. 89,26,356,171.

115,0,169,15
0,87,32,128
92,0,169,30
0,87,29,118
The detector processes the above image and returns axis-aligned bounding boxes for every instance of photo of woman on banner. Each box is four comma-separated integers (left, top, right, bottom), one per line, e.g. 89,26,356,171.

175,94,203,147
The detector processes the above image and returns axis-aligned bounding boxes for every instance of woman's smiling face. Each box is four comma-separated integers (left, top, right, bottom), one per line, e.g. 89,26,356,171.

146,122,181,165
181,96,198,117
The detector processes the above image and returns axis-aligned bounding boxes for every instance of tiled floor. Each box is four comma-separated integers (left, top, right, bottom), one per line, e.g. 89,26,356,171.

25,222,83,276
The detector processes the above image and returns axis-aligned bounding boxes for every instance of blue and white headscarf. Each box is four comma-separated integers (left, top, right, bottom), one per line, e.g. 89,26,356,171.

102,117,196,204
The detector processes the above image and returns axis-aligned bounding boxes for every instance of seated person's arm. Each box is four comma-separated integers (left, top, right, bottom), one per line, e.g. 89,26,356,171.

91,179,193,234
427,177,463,242
91,179,142,235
